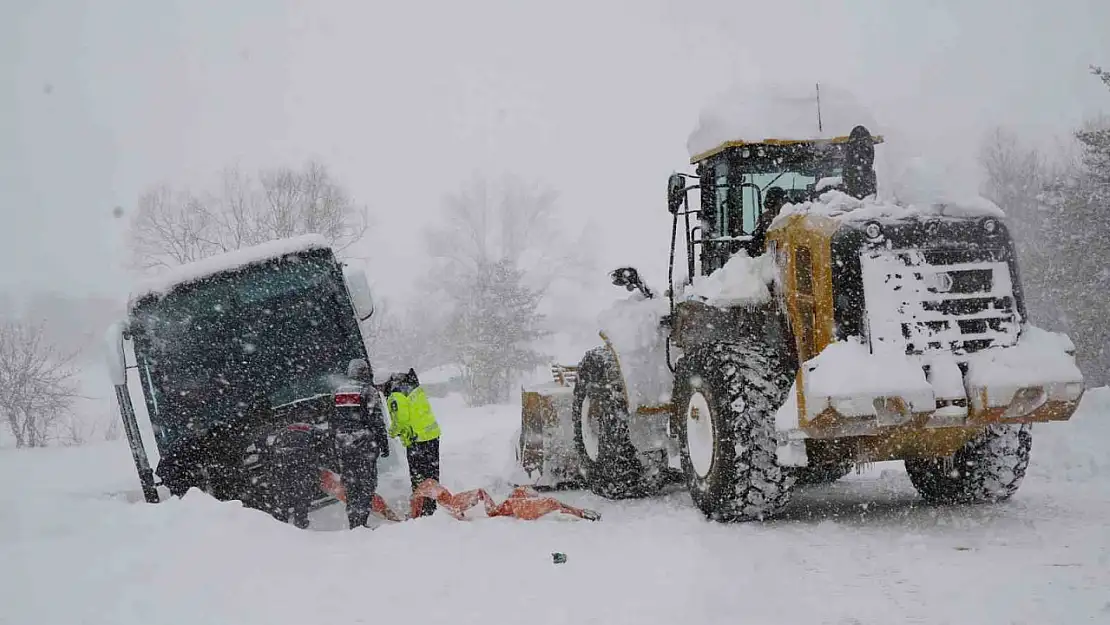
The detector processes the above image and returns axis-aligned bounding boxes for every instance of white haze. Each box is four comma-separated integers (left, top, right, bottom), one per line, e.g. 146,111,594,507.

3,0,1109,308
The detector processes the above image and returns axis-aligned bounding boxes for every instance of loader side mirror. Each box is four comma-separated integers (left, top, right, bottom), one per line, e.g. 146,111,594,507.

342,265,375,321
667,173,686,214
843,125,877,200
105,320,128,386
610,266,654,299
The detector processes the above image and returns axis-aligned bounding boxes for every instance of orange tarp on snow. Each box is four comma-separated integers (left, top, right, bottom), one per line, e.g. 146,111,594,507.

319,469,600,523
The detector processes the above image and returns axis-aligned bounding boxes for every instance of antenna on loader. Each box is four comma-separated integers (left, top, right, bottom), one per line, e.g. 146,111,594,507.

816,82,823,133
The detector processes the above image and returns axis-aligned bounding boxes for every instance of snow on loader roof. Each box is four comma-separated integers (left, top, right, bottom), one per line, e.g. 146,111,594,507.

128,234,332,305
686,82,881,162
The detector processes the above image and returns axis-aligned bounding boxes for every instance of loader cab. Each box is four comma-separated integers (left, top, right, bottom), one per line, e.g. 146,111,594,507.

682,127,882,276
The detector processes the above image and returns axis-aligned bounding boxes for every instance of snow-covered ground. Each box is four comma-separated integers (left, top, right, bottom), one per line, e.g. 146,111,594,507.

3,389,1110,625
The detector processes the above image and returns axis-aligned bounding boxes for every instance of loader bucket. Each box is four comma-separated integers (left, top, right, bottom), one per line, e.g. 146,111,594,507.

512,364,584,491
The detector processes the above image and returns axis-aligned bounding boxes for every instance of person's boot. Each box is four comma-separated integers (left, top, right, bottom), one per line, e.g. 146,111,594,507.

347,507,371,529
293,507,310,529
419,498,437,517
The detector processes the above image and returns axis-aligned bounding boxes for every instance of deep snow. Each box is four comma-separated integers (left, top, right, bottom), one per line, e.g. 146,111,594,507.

3,390,1110,625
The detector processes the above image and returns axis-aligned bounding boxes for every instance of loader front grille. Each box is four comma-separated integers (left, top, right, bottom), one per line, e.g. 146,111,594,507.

860,248,1020,356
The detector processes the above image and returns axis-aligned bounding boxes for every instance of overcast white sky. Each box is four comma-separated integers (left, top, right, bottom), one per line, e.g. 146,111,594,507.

3,0,1109,308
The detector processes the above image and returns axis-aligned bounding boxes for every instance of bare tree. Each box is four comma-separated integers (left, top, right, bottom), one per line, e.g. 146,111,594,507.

0,319,81,447
979,127,1050,216
364,299,451,374
978,127,1063,327
424,174,588,295
128,159,370,271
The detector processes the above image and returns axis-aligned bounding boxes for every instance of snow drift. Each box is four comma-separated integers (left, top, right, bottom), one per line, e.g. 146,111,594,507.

3,391,1109,625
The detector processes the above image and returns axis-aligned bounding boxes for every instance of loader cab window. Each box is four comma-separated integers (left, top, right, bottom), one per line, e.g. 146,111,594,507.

739,172,818,229
713,162,731,237
699,161,742,274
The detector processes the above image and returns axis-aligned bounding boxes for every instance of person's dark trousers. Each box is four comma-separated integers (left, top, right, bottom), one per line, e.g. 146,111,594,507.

270,446,316,529
336,427,381,529
407,438,440,517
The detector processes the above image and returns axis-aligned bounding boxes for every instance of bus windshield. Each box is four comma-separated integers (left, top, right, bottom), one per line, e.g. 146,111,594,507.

130,250,364,445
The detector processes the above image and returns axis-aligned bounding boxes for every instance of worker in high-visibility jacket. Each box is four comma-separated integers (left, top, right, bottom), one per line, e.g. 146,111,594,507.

383,368,442,517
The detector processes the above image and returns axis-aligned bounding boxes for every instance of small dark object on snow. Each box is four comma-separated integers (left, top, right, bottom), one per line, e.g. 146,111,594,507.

552,552,567,564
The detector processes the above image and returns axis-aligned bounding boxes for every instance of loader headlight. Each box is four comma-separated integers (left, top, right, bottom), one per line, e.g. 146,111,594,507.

864,221,883,241
982,218,998,234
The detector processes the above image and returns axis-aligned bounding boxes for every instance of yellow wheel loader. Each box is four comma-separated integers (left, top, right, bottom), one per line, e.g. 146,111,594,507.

515,92,1086,521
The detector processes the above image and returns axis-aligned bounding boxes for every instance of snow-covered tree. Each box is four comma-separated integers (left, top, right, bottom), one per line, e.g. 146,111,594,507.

978,66,1110,384
1032,65,1110,384
421,175,564,405
1075,66,1110,193
445,259,549,405
128,160,369,271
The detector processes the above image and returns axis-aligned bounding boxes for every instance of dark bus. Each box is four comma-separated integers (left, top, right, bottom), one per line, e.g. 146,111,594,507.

105,235,378,508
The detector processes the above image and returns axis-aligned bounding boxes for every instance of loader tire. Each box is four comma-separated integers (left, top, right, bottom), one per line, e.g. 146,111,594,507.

572,347,667,499
672,341,796,522
905,424,1032,504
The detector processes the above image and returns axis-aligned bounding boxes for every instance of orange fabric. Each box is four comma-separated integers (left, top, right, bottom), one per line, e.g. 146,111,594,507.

318,469,600,523
411,480,601,521
319,468,403,522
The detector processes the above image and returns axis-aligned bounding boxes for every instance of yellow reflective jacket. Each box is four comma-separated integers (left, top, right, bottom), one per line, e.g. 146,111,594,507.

386,386,441,447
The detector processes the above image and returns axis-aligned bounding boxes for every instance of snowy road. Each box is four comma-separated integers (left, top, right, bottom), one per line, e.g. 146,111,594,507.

3,391,1109,625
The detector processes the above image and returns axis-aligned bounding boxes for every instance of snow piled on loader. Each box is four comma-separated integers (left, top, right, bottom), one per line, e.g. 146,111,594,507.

965,325,1084,389
596,293,673,409
683,253,775,308
592,254,778,409
686,82,880,158
805,336,934,402
773,189,1004,229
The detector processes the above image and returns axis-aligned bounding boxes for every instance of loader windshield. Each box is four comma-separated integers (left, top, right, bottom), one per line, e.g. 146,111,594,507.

702,143,842,273
735,172,820,234
129,249,365,447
